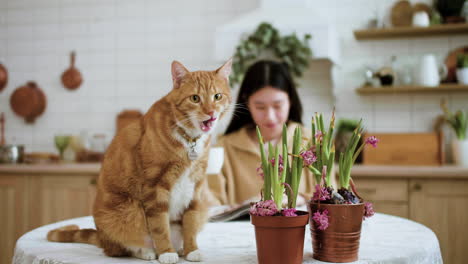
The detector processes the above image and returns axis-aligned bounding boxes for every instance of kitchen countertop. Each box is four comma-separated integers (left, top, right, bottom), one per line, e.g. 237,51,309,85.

0,163,101,175
0,163,467,179
351,165,468,179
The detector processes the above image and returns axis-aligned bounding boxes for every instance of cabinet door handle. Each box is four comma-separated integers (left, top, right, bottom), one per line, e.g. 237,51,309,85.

413,183,422,191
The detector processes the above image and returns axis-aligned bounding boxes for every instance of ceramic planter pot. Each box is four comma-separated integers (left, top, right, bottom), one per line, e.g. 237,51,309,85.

250,211,308,264
456,68,468,85
452,139,468,167
309,202,365,263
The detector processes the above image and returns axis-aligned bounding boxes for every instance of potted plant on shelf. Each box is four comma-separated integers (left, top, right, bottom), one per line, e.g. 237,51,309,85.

250,125,309,264
307,115,377,263
441,100,468,167
456,53,468,85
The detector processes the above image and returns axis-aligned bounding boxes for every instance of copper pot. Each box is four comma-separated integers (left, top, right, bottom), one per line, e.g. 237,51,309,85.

10,81,47,123
0,63,8,92
251,211,309,264
309,202,365,263
61,51,82,90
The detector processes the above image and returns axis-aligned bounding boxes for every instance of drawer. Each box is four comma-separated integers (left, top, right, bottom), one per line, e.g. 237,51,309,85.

353,178,408,202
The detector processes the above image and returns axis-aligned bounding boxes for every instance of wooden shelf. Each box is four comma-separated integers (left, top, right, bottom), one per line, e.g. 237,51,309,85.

354,23,468,40
356,84,468,94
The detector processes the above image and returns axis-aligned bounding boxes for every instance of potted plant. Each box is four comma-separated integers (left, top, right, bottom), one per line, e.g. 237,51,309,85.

306,115,377,263
456,53,468,85
230,22,312,86
249,125,309,264
441,100,468,167
435,0,466,23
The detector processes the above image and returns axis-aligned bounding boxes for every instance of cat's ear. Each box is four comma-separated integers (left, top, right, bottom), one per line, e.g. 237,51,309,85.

215,58,232,81
171,61,189,89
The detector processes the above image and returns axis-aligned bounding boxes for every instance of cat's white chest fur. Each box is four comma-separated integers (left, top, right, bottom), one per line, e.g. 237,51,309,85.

169,169,195,221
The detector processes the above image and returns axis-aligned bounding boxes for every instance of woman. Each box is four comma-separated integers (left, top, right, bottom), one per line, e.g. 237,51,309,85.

207,60,322,206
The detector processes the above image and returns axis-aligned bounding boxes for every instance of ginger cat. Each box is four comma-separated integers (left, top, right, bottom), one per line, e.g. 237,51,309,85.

47,59,232,264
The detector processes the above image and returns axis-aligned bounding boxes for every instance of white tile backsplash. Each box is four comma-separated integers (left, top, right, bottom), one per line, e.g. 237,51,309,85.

0,0,465,153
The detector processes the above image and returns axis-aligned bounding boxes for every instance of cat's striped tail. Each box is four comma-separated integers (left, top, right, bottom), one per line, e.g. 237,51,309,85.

47,225,99,246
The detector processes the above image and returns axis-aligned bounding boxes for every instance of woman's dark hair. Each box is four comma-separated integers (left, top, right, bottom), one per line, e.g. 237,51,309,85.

225,60,303,135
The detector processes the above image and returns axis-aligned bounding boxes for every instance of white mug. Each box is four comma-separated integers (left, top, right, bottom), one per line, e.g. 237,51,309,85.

206,147,224,174
412,11,430,27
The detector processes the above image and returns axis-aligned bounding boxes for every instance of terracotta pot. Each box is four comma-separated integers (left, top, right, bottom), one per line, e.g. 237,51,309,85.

309,202,365,263
251,210,308,264
0,63,7,92
10,81,47,123
61,51,82,90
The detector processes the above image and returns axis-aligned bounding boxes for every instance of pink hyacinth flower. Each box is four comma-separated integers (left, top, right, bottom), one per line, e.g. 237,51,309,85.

250,200,278,216
315,130,323,141
365,136,379,148
300,150,317,166
364,202,375,219
282,208,297,217
256,166,264,179
312,209,329,230
312,184,331,201
269,154,284,173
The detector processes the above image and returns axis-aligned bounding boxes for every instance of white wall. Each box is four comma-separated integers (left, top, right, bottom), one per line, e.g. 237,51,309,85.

0,0,467,154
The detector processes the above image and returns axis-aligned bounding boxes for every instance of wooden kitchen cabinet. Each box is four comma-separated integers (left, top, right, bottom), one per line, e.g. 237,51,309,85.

0,164,100,264
352,178,409,218
352,165,468,264
29,175,96,228
409,179,468,264
0,175,28,264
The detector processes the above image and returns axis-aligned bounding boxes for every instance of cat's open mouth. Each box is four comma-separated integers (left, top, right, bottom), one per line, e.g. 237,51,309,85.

200,116,217,132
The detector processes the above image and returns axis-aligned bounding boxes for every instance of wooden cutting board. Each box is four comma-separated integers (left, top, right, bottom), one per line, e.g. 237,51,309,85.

362,132,444,166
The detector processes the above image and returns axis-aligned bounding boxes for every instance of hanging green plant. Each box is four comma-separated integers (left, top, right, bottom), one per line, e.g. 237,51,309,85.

230,22,313,86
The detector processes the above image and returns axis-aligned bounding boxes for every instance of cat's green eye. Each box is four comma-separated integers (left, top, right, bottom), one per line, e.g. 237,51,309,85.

214,93,223,101
190,95,200,103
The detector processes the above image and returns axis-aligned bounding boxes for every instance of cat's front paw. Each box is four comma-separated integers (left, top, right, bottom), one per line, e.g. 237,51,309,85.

186,249,202,262
158,252,178,264
177,248,184,257
133,248,156,260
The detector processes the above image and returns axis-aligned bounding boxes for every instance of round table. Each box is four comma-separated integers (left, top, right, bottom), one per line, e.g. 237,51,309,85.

13,213,442,264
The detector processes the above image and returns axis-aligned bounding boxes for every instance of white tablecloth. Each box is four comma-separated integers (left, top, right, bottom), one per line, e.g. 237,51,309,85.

13,213,442,264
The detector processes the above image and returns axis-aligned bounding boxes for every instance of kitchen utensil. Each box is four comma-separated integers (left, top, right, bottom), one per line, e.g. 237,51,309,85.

363,132,444,166
54,134,71,160
417,54,447,86
391,0,413,27
444,46,468,83
90,134,107,152
0,63,7,92
412,11,430,27
24,152,60,164
0,144,25,164
206,147,224,174
116,109,143,133
61,51,83,90
10,81,47,123
375,67,395,86
0,113,5,146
